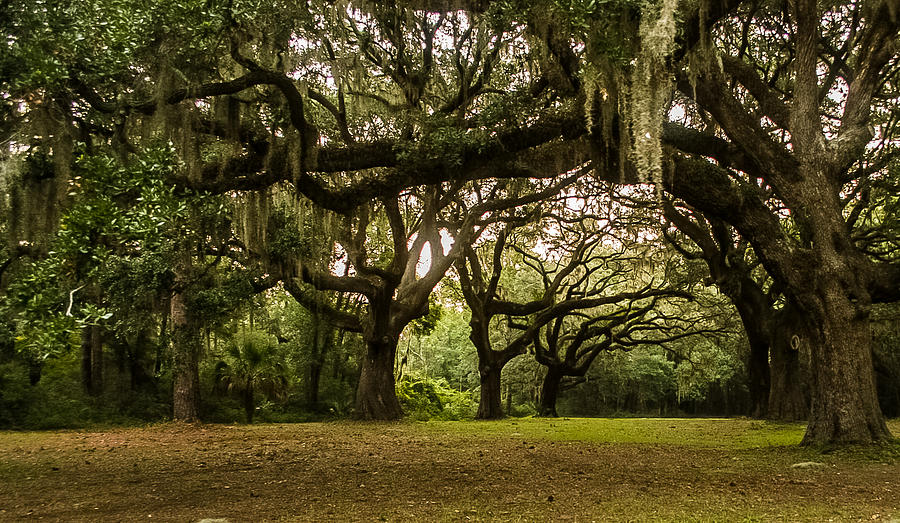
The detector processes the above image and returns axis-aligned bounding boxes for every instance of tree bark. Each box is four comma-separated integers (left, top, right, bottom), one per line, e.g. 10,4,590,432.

307,360,323,410
746,335,771,418
474,343,525,419
80,325,103,396
789,162,891,443
767,304,808,421
726,275,774,418
800,289,891,444
171,289,201,422
243,383,255,424
537,366,563,417
90,326,103,395
306,313,333,411
468,306,525,420
354,338,403,420
81,327,92,393
476,364,504,419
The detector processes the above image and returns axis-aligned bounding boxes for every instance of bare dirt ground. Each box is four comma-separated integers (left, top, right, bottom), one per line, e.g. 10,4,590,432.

0,419,898,522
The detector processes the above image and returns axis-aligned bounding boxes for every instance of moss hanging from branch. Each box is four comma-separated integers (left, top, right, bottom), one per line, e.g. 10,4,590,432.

583,0,679,188
5,102,73,249
583,53,629,181
236,188,272,258
628,0,679,187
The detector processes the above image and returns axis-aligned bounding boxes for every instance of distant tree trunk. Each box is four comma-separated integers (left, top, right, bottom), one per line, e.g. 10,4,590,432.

873,351,900,418
745,330,770,418
80,325,103,396
26,358,43,386
127,329,154,392
767,305,808,421
354,337,402,420
307,360,323,410
90,326,103,394
537,366,563,417
727,280,774,419
171,287,201,422
154,307,168,378
81,328,91,392
306,313,333,411
243,382,255,424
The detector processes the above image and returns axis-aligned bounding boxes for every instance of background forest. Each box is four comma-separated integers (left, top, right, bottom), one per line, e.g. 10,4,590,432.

1,0,899,445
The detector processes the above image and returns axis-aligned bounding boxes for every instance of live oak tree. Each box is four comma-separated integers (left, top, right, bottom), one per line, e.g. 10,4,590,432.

281,177,576,419
3,0,899,443
653,0,900,443
455,181,691,418
538,0,900,443
509,189,702,418
2,0,557,420
533,291,706,418
454,183,594,419
527,247,703,417
288,189,471,420
662,202,811,420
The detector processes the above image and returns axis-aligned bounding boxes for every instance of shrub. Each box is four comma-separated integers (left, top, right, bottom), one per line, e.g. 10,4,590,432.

398,378,444,421
397,377,476,421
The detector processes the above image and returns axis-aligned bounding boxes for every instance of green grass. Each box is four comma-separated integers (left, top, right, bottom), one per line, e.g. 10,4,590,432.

418,416,809,448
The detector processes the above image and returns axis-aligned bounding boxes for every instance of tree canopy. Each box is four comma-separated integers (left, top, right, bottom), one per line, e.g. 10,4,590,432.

1,0,899,445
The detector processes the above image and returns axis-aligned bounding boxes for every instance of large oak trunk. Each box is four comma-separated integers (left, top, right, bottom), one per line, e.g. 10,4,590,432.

470,311,522,419
801,288,891,444
786,168,892,443
768,339,808,421
354,339,402,420
474,346,524,419
537,366,563,417
476,364,504,419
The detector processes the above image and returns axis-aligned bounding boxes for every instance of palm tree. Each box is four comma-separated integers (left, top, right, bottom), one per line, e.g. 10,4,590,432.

214,332,288,423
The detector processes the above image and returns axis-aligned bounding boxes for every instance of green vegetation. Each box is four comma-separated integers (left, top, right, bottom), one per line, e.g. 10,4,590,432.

1,0,899,448
3,1,900,518
421,417,808,449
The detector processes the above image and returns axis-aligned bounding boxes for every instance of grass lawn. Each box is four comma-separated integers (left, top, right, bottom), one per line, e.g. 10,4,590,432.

1,418,898,521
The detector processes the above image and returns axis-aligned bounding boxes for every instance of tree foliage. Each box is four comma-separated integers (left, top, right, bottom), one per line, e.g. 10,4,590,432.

1,0,899,445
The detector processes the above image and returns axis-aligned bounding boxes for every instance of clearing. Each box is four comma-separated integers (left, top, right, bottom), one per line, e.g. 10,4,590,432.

1,418,898,521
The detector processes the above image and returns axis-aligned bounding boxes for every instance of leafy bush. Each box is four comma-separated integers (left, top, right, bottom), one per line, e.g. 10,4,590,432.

0,349,172,430
0,361,31,427
509,403,537,418
397,377,476,421
434,383,477,421
398,378,444,421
